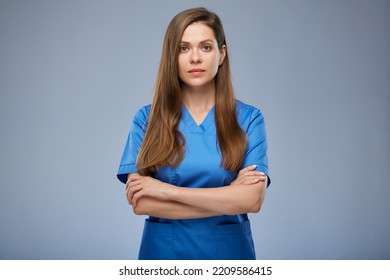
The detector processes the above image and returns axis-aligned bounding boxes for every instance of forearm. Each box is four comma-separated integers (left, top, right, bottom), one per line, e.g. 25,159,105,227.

133,196,222,219
126,171,267,216
169,179,267,215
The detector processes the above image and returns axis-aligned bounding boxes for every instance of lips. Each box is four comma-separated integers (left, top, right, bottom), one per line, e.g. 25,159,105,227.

188,68,205,73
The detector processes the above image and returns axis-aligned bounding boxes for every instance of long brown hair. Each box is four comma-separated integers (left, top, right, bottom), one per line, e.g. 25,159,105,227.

137,7,247,176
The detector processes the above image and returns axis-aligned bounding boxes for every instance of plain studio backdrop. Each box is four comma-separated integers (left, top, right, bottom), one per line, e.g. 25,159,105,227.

1,0,389,260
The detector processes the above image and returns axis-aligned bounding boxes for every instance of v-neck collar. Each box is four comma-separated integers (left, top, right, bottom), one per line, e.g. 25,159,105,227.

181,105,215,133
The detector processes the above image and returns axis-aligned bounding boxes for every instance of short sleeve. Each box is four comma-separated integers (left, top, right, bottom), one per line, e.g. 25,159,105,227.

240,106,271,187
116,106,150,184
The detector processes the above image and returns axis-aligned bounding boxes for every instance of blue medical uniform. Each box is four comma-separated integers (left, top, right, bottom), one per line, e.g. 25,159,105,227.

117,100,270,260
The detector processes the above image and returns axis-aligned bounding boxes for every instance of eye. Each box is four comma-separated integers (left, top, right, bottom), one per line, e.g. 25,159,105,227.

180,45,189,52
202,44,212,52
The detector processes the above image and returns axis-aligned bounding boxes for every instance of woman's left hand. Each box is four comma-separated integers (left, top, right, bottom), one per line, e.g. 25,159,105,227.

230,165,266,186
126,174,173,207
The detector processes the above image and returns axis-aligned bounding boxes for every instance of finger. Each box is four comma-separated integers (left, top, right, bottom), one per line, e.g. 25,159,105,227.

240,170,265,177
128,173,143,183
235,172,265,183
126,177,131,190
248,172,266,179
126,174,139,190
250,174,268,183
127,188,141,205
125,178,136,204
250,174,266,181
128,184,143,199
247,178,261,184
126,187,134,204
238,164,257,174
132,195,137,207
132,191,143,207
238,174,266,185
126,183,143,204
126,189,132,205
126,173,136,184
126,178,142,191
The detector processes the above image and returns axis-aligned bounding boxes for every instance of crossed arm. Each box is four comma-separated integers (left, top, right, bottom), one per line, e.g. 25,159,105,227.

125,165,268,219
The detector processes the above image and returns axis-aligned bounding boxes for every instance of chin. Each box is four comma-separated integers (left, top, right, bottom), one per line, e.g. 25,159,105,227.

182,79,215,89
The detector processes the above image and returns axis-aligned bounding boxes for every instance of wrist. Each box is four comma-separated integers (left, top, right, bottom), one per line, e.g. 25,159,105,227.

161,182,176,200
165,183,180,202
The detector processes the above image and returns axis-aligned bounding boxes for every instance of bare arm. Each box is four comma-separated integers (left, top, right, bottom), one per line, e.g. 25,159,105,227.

168,179,267,215
127,165,267,216
126,173,222,219
132,197,222,219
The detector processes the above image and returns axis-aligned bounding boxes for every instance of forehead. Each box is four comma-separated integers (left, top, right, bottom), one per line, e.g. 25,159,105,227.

181,22,216,43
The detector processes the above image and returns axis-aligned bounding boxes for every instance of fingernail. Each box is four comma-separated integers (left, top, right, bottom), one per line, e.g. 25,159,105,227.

251,165,257,168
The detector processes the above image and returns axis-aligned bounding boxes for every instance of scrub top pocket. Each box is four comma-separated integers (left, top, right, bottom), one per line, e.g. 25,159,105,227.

138,219,174,260
216,220,256,260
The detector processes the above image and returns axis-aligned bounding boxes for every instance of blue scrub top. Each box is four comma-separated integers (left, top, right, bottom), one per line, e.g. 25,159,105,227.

117,100,270,260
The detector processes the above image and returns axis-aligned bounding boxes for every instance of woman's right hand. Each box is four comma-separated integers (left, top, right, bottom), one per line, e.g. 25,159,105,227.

230,165,267,186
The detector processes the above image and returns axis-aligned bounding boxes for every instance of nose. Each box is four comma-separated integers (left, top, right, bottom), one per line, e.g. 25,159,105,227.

190,49,202,64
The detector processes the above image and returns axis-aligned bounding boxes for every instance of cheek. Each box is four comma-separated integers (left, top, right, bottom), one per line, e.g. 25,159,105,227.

210,57,220,74
177,61,185,79
212,53,222,68
178,56,187,73
177,59,183,72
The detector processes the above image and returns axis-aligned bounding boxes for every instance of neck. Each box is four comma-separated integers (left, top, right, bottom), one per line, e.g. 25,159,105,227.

182,83,216,112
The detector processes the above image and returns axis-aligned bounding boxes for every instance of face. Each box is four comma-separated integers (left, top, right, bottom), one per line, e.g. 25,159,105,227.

178,22,226,91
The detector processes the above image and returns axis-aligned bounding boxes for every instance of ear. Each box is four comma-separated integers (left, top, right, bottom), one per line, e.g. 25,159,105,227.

219,44,226,66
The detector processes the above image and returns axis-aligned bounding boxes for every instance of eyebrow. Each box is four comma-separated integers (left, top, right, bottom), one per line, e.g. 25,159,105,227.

180,39,215,45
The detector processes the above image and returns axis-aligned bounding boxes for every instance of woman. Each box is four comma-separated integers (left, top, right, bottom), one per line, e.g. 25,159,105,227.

117,7,270,260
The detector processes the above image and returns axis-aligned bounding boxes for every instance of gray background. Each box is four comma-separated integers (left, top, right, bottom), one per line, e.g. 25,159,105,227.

1,0,389,260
